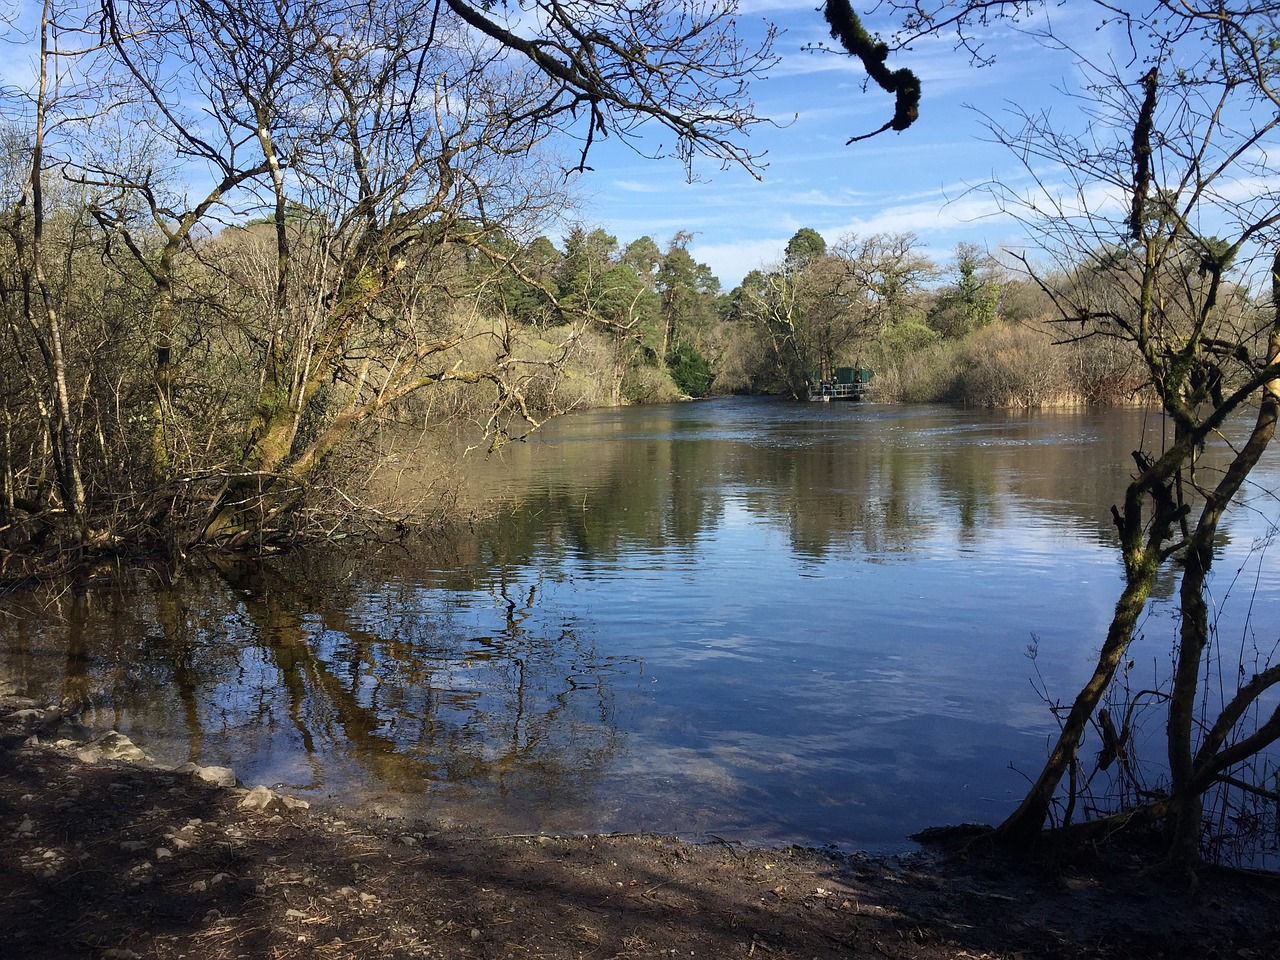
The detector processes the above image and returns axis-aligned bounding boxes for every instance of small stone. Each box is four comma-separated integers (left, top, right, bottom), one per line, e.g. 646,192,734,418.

190,880,209,892
16,816,34,836
209,872,229,887
119,840,149,853
193,765,237,788
285,909,308,921
155,848,173,860
204,909,222,924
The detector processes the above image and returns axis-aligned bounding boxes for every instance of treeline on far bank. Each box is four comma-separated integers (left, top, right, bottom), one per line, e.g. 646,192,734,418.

495,225,1154,410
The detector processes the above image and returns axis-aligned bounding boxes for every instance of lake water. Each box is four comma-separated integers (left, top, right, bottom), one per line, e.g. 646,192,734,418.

3,399,1278,854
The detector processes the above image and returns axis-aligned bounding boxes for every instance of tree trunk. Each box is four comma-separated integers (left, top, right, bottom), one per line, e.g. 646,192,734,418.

996,549,1159,844
1164,250,1280,867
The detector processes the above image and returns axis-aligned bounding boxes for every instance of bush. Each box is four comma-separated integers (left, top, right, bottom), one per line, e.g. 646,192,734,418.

865,319,1146,408
954,323,1075,407
621,364,683,404
667,343,714,397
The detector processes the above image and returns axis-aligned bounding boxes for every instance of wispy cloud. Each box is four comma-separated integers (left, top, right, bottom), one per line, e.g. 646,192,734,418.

611,179,670,194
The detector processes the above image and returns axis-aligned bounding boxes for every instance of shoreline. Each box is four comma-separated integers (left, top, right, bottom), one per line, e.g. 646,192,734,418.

5,696,1279,959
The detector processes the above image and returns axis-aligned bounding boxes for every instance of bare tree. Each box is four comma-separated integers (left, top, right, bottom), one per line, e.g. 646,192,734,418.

0,0,113,540
885,1,1280,869
0,0,779,559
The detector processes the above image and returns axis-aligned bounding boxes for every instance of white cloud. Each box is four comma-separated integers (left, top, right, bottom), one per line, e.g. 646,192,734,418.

611,179,670,194
691,236,789,287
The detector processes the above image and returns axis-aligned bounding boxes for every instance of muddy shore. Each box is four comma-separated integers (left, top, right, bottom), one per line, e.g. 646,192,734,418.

3,697,1279,959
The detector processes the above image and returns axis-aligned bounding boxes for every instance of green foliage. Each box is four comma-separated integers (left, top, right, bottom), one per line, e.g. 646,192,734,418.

928,243,1000,338
878,317,940,358
496,235,562,326
784,228,826,269
242,200,317,227
667,343,714,397
621,236,661,287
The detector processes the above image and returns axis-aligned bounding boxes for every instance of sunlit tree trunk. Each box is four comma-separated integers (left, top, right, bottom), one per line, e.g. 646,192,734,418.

26,0,86,531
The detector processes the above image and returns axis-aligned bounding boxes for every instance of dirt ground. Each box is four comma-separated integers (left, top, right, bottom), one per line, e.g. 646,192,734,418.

4,697,1280,960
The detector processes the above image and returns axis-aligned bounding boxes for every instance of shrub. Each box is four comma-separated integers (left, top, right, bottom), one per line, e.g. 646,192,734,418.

621,364,683,404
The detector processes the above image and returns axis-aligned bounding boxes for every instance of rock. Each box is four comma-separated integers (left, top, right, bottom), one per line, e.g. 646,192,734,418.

8,709,45,728
76,732,151,764
155,847,173,860
191,764,237,788
238,785,310,812
16,816,34,836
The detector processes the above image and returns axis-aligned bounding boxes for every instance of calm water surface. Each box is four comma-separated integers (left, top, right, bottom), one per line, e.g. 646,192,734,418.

3,399,1277,853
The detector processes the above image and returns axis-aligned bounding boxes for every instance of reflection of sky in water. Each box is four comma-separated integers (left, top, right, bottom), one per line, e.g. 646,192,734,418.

2,400,1278,855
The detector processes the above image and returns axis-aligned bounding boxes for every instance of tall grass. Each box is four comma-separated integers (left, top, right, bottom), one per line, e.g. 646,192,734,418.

871,321,1147,407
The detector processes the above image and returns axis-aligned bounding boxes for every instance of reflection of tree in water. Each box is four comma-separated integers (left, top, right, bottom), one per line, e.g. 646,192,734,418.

209,554,630,803
0,570,261,756
0,554,632,810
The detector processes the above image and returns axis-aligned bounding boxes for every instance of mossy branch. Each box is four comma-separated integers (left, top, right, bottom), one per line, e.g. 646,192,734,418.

823,0,921,142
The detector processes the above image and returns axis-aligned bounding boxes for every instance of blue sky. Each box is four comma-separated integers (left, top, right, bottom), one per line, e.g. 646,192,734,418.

570,2,1108,288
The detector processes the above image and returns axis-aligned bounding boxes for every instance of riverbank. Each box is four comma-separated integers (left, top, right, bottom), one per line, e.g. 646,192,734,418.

4,697,1278,959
